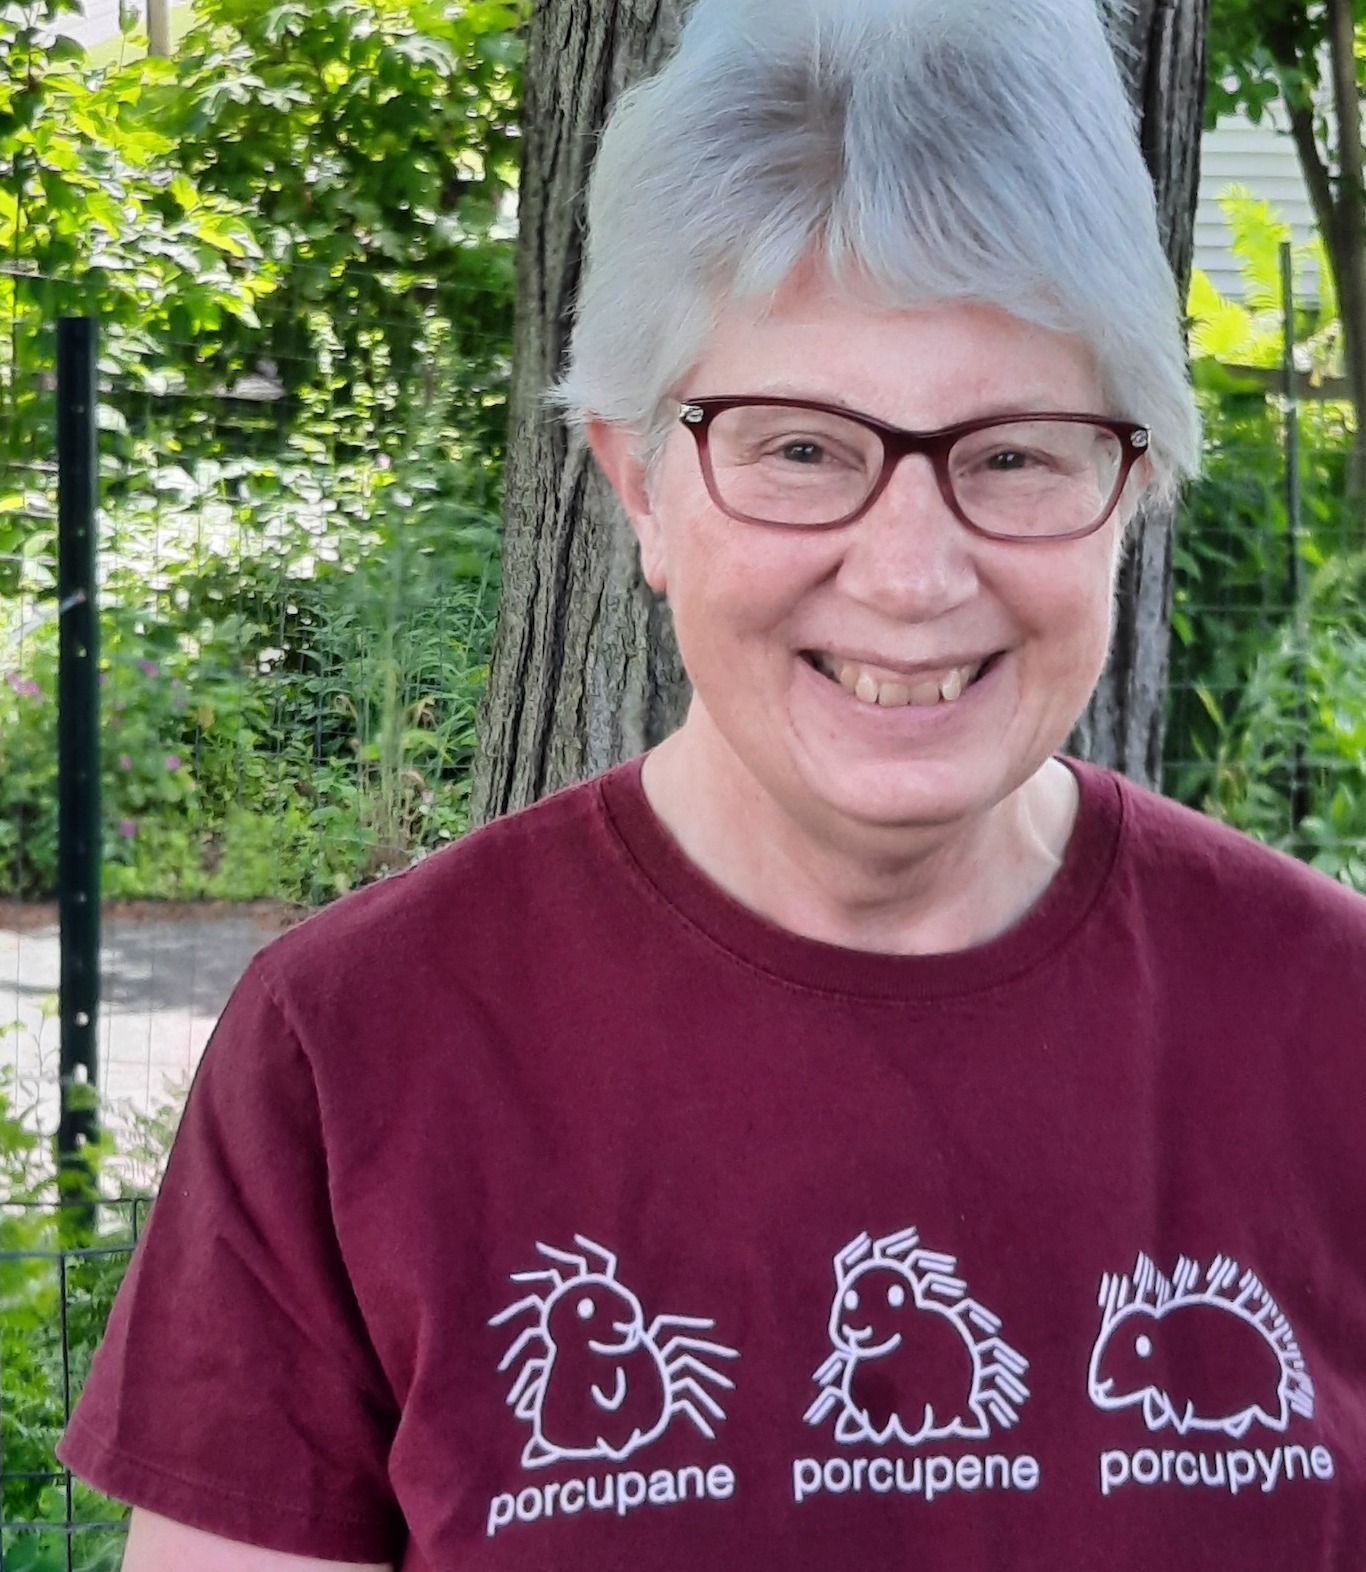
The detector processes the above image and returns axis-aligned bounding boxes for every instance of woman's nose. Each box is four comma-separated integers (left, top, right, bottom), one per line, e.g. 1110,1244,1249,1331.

834,454,980,620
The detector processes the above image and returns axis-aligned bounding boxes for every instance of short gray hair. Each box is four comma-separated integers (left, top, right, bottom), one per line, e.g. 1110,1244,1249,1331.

556,0,1200,502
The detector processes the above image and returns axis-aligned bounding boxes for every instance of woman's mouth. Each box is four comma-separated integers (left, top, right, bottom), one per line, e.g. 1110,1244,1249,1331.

802,651,998,709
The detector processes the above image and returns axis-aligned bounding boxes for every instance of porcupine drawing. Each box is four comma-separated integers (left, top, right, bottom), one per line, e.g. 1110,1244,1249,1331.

1088,1253,1315,1438
490,1235,739,1468
805,1227,1030,1446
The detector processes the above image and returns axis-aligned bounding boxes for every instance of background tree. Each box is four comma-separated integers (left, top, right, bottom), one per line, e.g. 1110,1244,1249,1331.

1069,0,1213,782
471,0,687,818
474,0,1213,821
1208,0,1366,502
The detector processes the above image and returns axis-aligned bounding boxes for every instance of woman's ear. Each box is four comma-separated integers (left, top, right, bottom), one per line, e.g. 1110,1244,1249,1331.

586,419,668,593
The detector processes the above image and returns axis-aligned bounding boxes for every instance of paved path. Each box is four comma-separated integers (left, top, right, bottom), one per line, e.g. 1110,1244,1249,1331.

1,904,298,1165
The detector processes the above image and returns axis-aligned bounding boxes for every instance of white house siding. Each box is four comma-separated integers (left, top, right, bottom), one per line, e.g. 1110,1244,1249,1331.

53,0,125,49
1195,111,1321,301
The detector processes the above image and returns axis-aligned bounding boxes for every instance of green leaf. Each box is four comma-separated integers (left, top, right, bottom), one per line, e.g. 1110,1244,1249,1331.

46,34,88,64
169,171,199,210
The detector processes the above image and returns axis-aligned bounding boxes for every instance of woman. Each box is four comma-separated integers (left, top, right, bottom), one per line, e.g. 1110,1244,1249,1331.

61,0,1366,1566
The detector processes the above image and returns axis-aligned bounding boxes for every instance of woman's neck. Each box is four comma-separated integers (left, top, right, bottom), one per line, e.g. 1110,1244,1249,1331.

640,717,1079,957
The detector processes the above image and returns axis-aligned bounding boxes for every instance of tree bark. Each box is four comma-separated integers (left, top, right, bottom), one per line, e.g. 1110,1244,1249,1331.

470,0,689,821
473,0,1211,822
1325,0,1366,502
147,0,173,57
1069,0,1211,786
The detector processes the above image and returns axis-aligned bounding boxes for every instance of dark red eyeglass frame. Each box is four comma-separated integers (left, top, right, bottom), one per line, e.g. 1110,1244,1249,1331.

676,396,1152,542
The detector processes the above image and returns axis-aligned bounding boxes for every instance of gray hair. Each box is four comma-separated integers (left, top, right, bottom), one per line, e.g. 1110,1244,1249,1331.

556,0,1200,502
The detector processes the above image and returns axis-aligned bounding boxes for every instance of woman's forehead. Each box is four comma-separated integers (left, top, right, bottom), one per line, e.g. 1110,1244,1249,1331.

688,281,1105,425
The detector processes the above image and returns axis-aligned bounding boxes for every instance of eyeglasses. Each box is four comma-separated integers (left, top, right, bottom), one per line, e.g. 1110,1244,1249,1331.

677,396,1150,542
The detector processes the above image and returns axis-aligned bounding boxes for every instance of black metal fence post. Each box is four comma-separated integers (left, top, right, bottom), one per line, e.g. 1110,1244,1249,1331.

1279,244,1310,836
56,317,101,1225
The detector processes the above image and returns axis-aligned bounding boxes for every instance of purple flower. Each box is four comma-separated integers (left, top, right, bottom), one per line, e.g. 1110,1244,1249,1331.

118,819,137,838
164,754,181,772
118,754,132,771
138,660,159,678
5,672,40,698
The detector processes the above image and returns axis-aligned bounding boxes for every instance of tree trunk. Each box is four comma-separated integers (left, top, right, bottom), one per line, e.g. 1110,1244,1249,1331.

473,0,1210,823
147,0,173,57
1269,3,1366,520
470,0,689,822
1069,0,1211,787
1326,0,1366,504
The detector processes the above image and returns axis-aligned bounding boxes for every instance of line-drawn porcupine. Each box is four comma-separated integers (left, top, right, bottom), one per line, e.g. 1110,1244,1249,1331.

805,1227,1030,1446
1088,1253,1315,1439
491,1235,739,1469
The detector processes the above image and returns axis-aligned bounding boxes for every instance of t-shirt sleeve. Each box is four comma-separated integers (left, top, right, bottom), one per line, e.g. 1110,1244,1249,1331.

57,958,405,1563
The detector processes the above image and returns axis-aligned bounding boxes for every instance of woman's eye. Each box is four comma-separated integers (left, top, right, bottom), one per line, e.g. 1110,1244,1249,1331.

772,440,829,466
984,448,1033,471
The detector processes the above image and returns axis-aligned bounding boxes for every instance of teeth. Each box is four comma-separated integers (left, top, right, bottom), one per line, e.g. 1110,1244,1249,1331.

822,656,984,710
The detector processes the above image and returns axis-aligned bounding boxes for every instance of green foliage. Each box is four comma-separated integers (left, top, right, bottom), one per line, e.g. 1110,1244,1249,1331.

0,0,273,583
1167,393,1355,803
0,0,520,902
1187,190,1338,375
155,0,523,456
2,406,500,902
1171,195,1363,889
1207,0,1364,130
0,1065,157,1571
1206,1,1366,493
1196,553,1366,891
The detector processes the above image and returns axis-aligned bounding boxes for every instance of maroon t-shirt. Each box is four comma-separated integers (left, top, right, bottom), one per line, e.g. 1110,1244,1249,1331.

60,759,1366,1569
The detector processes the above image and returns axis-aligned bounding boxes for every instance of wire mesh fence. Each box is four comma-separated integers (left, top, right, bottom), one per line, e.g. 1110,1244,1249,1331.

2,1198,148,1572
2,270,509,912
1166,404,1366,888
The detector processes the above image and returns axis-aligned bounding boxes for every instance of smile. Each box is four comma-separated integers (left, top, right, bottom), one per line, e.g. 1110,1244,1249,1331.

839,1324,904,1358
803,651,995,709
588,1337,635,1355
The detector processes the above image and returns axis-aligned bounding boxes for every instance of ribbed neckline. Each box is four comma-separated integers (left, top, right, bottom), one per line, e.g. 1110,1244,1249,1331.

597,756,1126,1003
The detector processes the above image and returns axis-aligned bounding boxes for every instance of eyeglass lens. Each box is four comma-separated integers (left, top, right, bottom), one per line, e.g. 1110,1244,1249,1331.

702,405,1124,536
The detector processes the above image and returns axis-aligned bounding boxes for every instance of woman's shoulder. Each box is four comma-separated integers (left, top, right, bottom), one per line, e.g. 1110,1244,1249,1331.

1098,765,1366,944
246,766,635,1004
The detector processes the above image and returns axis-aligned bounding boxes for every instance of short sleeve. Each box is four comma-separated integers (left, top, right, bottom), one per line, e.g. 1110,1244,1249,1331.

57,959,405,1563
